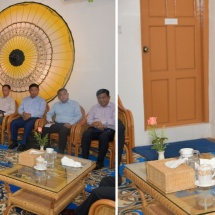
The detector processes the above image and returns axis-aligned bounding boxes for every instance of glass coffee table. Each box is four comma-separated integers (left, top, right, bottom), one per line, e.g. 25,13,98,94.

124,154,215,215
0,154,95,215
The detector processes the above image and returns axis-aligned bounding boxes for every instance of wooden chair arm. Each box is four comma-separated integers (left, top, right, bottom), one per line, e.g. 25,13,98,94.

74,123,90,142
69,106,86,135
7,113,20,124
7,114,21,132
34,119,47,131
88,199,115,215
1,115,11,130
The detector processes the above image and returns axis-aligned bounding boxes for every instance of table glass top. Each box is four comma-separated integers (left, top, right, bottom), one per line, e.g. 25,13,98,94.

125,153,215,215
0,153,95,193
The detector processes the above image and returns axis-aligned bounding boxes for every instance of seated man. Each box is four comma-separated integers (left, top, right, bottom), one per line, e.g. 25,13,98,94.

61,176,115,215
82,89,115,170
9,83,46,151
0,84,15,125
42,88,82,154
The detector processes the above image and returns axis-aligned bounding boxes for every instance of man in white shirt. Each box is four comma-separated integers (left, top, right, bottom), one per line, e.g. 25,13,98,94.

42,88,82,154
0,84,15,124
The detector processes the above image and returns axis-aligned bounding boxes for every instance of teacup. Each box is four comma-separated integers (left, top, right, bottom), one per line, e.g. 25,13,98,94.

36,156,47,169
46,148,54,154
198,163,215,186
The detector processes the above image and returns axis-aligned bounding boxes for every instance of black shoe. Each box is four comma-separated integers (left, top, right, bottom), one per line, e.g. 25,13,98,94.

17,144,26,152
94,161,104,170
118,173,122,186
8,142,18,149
60,208,75,215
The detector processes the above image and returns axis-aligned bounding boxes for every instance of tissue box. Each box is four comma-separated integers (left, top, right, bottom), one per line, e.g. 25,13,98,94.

19,149,44,167
146,158,196,193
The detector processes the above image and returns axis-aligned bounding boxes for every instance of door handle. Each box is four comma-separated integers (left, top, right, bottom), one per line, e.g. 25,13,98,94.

143,46,149,53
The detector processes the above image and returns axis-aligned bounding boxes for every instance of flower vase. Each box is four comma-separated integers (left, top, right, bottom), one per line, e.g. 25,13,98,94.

40,146,44,151
158,151,165,160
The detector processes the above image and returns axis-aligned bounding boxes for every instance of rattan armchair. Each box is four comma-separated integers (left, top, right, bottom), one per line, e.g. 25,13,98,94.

7,104,49,145
0,101,18,144
73,115,115,169
88,199,115,215
118,96,134,164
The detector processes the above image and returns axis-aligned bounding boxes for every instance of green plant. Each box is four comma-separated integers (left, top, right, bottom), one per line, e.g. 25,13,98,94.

34,127,49,147
147,117,168,152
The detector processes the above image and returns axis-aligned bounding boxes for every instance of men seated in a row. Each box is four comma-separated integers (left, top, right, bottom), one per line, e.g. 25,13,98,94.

7,84,115,168
8,85,82,153
0,84,16,125
81,89,115,170
9,83,46,151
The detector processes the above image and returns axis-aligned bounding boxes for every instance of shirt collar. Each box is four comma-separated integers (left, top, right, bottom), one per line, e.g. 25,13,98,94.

97,102,111,108
2,95,10,99
29,95,38,99
60,99,70,104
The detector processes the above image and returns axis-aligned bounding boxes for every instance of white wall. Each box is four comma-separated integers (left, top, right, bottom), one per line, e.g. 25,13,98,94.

0,0,115,112
209,0,215,137
119,0,213,146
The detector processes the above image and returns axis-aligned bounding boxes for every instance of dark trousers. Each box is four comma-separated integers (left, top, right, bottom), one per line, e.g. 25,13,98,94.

0,116,3,125
118,119,125,167
74,176,115,215
42,123,70,154
10,117,39,145
81,127,115,163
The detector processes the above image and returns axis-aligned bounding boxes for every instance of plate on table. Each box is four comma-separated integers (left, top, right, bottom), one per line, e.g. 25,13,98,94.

195,180,215,187
34,166,47,171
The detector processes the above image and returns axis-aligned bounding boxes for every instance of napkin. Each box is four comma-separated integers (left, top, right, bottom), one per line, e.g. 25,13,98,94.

29,150,44,155
200,158,215,169
165,158,187,168
61,156,83,167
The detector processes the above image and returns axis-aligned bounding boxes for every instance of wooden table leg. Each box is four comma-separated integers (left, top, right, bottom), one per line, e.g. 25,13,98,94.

4,183,13,215
4,205,13,215
81,179,86,200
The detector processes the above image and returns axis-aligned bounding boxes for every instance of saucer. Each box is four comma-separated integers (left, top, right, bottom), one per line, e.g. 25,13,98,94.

34,166,47,171
195,180,215,187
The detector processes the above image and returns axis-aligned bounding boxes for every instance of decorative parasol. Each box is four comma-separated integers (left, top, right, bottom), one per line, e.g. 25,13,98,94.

0,2,75,104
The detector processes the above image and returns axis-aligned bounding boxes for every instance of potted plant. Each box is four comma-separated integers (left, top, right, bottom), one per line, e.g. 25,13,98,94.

147,117,168,160
34,127,49,151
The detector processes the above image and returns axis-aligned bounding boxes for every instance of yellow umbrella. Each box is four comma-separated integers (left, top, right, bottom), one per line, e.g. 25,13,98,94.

0,2,75,104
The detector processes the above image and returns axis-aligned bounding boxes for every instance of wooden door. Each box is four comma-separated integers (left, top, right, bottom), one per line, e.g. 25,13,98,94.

141,0,208,127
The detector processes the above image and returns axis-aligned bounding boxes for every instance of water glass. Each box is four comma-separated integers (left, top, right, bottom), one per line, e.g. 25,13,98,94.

45,152,55,169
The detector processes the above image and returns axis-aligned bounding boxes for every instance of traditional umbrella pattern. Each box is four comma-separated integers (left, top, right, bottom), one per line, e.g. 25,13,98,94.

0,2,75,104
